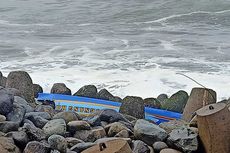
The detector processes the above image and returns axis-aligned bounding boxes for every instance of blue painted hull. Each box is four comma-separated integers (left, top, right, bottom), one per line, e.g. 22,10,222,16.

37,93,182,124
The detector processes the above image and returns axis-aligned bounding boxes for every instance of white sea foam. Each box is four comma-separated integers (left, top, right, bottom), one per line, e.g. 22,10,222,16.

160,40,178,51
0,19,53,27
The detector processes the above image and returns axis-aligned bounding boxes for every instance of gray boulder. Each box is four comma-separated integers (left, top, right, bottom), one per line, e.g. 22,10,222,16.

25,112,51,120
0,137,21,153
35,105,55,116
144,98,161,108
153,141,168,153
0,121,19,133
132,140,150,153
27,115,48,128
0,92,14,115
67,121,91,134
14,96,34,113
134,119,168,146
0,72,2,86
0,115,6,122
24,141,51,153
161,90,189,113
120,96,145,119
53,111,80,123
48,135,67,153
20,123,46,141
51,83,71,95
73,85,97,98
66,137,84,148
167,127,198,153
98,109,131,123
6,71,35,103
33,84,43,98
43,119,66,137
157,94,168,104
97,88,122,102
1,76,7,87
6,102,26,124
5,131,29,149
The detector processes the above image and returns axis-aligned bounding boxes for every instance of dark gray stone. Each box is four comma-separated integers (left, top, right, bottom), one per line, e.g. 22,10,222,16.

6,102,26,124
35,105,55,116
132,140,150,153
24,141,51,153
0,136,21,153
20,123,46,141
6,71,35,103
27,115,48,128
66,137,84,148
0,87,22,97
120,96,145,119
25,112,51,120
5,131,29,149
51,83,71,95
14,96,34,113
67,121,91,134
157,94,168,103
0,92,14,115
144,98,161,109
99,109,131,123
1,76,7,88
153,141,168,153
48,135,67,153
0,121,19,133
73,85,97,98
161,90,189,113
43,119,66,137
167,127,198,153
134,119,168,146
33,84,43,98
53,111,79,123
97,88,121,102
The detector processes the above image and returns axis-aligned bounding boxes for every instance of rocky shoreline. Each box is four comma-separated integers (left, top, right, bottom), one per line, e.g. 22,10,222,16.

0,71,229,153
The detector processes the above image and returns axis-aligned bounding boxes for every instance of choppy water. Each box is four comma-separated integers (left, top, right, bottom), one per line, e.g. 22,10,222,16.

0,0,230,100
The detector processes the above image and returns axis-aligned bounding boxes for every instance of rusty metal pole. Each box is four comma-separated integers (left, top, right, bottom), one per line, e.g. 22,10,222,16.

182,88,216,122
196,103,230,153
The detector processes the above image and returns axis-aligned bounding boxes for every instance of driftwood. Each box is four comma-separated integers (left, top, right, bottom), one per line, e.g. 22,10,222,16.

196,103,230,153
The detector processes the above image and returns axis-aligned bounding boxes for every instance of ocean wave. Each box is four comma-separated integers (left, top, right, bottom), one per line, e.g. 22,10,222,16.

143,9,230,24
0,20,53,27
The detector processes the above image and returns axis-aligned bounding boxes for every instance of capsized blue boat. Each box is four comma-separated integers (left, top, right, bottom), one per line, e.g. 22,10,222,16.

37,93,182,124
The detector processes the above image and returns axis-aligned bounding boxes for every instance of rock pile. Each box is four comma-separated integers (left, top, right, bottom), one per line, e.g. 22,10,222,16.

0,70,228,153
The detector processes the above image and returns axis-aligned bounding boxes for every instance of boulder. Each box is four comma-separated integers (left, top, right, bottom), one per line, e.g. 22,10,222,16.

159,120,185,134
160,148,182,153
70,142,96,152
99,109,130,123
83,115,101,127
35,105,55,117
97,88,121,102
67,121,91,134
73,130,91,142
51,83,71,95
6,102,26,124
105,122,130,137
48,135,67,153
132,140,150,153
157,94,168,104
0,71,2,86
74,127,106,142
144,98,161,108
0,137,21,153
73,85,97,98
27,115,48,129
134,119,167,146
14,96,34,113
5,131,29,149
1,76,7,87
53,111,79,123
43,119,66,137
0,92,14,115
25,112,51,120
0,114,6,122
153,141,168,153
0,121,19,133
161,90,189,113
24,141,51,153
120,96,145,119
66,137,84,148
6,71,35,103
33,84,43,98
20,123,46,141
115,129,130,138
1,88,22,97
167,127,198,153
